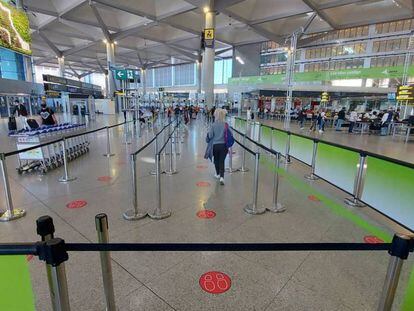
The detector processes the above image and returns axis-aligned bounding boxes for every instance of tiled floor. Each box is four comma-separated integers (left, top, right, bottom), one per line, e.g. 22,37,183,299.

0,114,413,310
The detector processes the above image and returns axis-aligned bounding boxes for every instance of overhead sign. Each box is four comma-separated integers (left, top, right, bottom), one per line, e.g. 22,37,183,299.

158,87,165,92
396,85,414,101
115,69,127,80
321,92,330,102
204,28,215,48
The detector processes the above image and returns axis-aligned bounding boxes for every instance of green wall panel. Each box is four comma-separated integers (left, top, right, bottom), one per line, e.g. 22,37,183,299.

290,135,313,165
361,157,414,230
315,143,359,194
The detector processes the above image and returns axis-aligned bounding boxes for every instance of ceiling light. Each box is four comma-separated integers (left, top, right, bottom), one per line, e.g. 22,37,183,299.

114,41,118,45
103,39,107,44
236,56,244,65
203,6,209,13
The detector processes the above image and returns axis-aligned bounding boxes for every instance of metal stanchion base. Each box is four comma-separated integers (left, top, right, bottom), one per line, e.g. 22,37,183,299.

225,168,240,174
123,209,147,221
267,203,286,213
244,204,266,215
103,153,115,157
304,174,319,181
148,210,172,220
58,176,77,183
165,170,178,176
239,167,249,173
344,197,365,207
150,170,165,176
0,208,26,222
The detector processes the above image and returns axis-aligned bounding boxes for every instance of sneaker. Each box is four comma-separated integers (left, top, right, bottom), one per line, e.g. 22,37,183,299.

214,174,220,179
220,177,225,185
319,130,324,133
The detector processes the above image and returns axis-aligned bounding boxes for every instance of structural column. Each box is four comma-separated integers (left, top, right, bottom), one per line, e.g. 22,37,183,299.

203,1,215,108
58,56,65,78
106,41,116,99
141,67,147,98
197,56,202,102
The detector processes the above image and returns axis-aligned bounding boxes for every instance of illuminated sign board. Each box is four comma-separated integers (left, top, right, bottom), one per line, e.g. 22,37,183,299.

396,85,414,101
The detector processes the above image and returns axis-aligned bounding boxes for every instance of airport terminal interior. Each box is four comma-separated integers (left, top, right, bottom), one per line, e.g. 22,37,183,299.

0,0,414,310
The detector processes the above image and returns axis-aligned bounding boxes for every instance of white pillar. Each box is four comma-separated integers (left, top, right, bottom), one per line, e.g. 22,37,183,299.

104,73,109,98
58,57,65,77
141,68,147,97
106,41,116,99
197,60,202,95
203,2,215,108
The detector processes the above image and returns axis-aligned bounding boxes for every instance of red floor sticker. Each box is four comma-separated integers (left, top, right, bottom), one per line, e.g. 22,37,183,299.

364,236,384,244
26,255,34,262
199,271,231,294
66,200,87,209
308,195,320,202
117,160,126,165
196,181,211,187
97,176,112,182
196,165,208,169
197,210,216,219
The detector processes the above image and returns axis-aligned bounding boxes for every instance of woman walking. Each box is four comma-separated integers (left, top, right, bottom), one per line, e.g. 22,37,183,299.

205,108,232,185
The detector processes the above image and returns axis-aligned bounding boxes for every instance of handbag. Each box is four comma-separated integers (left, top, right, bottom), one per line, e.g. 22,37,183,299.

224,123,235,148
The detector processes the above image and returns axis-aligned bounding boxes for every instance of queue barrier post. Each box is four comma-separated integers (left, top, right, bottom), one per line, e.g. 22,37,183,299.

377,234,413,311
225,147,239,173
36,216,56,311
123,154,147,220
124,122,131,145
270,128,273,150
344,154,366,207
244,153,266,215
240,134,249,173
149,136,159,176
285,133,291,164
305,140,319,180
95,214,116,311
266,152,286,213
166,129,178,176
41,238,71,311
103,127,115,157
148,153,171,220
58,138,77,183
0,153,25,221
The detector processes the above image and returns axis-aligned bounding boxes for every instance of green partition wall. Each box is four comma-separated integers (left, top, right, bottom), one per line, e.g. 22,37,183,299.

272,130,288,154
0,256,35,310
314,143,360,194
289,135,314,165
361,157,414,230
261,126,272,148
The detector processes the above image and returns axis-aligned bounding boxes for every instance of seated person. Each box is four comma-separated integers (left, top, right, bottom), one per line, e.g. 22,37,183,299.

39,103,57,126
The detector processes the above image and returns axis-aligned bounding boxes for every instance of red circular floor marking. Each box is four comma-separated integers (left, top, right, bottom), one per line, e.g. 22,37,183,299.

364,236,384,244
196,181,211,187
308,195,320,202
66,200,87,209
196,165,208,169
97,176,112,182
197,210,216,219
117,160,126,165
199,271,231,294
26,255,34,262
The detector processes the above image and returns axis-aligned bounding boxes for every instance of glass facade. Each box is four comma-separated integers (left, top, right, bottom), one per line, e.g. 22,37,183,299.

259,18,414,88
0,47,26,80
144,58,232,88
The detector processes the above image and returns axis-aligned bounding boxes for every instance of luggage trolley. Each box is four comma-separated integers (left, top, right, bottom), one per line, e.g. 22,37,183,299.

14,123,90,175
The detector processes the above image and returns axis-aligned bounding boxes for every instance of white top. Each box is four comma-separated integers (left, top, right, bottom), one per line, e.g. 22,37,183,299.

349,111,358,122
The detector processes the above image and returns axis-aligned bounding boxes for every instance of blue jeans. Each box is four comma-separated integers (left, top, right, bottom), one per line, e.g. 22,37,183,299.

336,119,344,131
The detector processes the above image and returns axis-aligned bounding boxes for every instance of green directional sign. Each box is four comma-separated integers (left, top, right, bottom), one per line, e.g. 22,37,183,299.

115,69,127,80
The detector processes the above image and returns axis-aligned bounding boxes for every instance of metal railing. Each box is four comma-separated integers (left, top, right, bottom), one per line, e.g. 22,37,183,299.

233,117,414,232
123,120,180,221
0,215,412,311
0,118,145,222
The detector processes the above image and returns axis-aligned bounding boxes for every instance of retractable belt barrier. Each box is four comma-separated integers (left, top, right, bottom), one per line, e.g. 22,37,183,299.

0,215,412,311
124,120,180,221
233,117,414,232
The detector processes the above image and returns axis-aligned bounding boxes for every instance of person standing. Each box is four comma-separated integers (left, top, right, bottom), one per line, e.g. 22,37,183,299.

318,110,326,133
14,99,29,129
297,108,306,130
205,109,230,185
348,109,358,133
336,107,346,131
39,102,58,126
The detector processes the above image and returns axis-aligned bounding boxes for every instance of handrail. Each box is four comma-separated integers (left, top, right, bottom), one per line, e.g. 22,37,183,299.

231,125,276,156
236,117,414,169
233,136,256,155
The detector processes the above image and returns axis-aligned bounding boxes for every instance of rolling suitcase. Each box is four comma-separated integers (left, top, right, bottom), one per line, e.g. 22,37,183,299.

8,116,17,131
27,119,39,129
